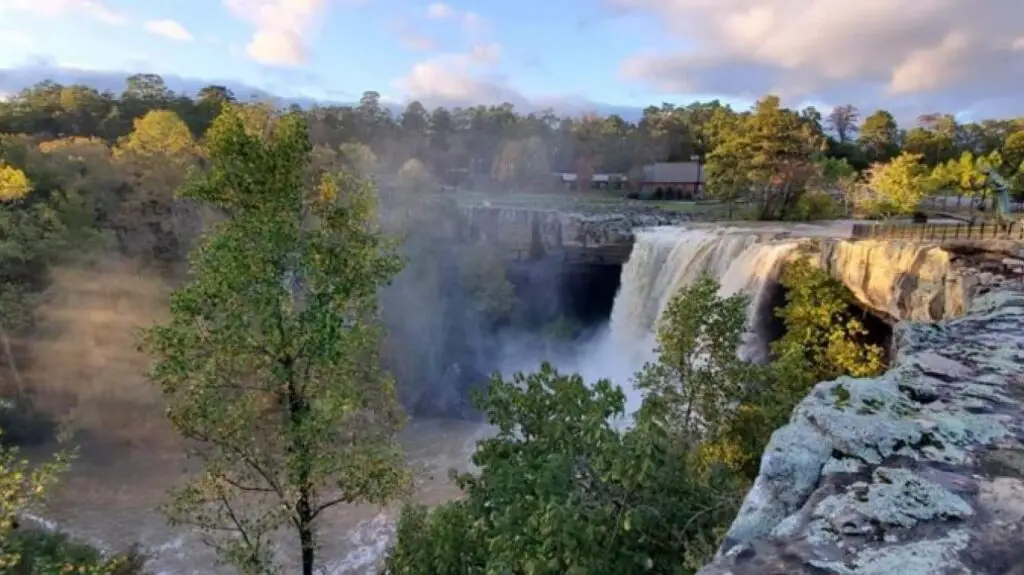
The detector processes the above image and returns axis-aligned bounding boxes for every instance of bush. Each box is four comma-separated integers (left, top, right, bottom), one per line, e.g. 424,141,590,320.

786,190,840,221
5,528,147,575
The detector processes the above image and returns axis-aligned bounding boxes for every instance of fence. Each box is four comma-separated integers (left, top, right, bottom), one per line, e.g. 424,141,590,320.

851,221,1024,242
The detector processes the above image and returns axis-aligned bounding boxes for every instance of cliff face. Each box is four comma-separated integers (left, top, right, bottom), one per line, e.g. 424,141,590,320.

807,239,972,322
458,205,688,250
699,289,1024,575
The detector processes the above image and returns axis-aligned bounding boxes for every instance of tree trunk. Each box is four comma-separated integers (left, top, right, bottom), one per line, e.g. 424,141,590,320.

298,492,315,575
286,359,316,575
0,323,25,399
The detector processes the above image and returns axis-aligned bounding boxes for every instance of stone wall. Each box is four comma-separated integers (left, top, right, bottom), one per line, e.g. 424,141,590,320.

698,289,1024,574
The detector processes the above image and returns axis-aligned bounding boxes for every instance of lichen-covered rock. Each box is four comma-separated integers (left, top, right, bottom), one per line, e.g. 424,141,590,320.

698,289,1024,575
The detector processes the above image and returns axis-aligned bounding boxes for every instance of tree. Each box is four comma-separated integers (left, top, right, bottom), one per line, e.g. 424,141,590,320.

339,142,378,177
633,276,752,445
859,152,932,218
141,106,410,574
826,104,859,143
0,165,31,201
772,258,885,383
857,110,900,164
0,425,70,571
397,158,434,192
383,364,742,575
112,109,199,262
491,136,551,189
931,150,1003,215
705,96,822,219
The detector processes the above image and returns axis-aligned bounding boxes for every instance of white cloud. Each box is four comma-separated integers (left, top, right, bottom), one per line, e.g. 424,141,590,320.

426,2,453,19
0,0,126,25
614,0,1024,113
396,6,510,103
223,0,335,66
144,19,193,42
395,53,522,105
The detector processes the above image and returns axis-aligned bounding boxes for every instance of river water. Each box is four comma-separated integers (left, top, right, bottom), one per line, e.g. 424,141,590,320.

21,223,852,573
25,418,493,574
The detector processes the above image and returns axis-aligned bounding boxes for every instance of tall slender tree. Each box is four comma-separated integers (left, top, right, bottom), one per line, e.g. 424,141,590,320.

142,105,409,574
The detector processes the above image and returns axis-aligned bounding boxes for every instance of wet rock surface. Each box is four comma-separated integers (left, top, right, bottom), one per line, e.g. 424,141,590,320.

698,289,1024,575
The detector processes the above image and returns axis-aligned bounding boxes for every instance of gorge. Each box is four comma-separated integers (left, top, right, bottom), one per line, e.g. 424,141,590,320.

18,200,1022,573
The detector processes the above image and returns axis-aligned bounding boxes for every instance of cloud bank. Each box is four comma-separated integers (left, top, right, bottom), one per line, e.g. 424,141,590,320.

613,0,1024,115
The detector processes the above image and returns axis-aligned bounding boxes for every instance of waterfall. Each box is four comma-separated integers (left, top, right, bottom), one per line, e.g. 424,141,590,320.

576,226,801,415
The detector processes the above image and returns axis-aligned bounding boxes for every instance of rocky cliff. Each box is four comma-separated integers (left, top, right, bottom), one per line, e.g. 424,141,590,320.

698,288,1024,575
804,239,1022,323
458,204,689,250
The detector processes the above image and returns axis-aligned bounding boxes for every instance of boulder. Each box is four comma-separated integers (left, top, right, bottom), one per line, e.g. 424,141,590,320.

698,289,1024,575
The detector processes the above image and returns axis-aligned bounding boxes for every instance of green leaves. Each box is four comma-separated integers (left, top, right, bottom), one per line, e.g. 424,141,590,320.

861,152,933,218
385,351,746,575
772,258,886,383
142,105,407,574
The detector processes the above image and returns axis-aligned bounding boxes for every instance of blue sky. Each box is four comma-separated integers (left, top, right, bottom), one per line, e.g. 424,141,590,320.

0,0,1021,120
0,0,702,111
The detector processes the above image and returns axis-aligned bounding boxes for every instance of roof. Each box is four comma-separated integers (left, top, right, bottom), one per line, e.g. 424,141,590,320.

641,162,704,183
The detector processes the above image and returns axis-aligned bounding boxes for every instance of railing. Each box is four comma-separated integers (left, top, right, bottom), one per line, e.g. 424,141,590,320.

851,221,1024,242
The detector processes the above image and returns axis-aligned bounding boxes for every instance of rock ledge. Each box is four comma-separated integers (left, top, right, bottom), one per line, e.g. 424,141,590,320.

699,289,1024,575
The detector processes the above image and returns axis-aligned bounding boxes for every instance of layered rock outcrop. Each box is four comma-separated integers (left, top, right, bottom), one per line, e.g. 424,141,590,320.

803,239,1021,323
698,289,1024,575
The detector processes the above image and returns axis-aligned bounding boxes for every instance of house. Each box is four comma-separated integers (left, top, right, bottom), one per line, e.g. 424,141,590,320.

633,161,705,200
553,172,629,190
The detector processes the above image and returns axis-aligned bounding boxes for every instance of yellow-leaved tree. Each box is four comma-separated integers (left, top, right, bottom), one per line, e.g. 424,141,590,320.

859,152,933,218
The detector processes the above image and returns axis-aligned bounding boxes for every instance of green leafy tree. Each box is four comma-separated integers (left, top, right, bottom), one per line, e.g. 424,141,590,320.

705,96,822,219
931,150,1004,216
633,276,752,446
141,106,410,575
859,152,932,218
856,110,900,163
385,278,766,575
771,258,885,384
0,428,69,571
383,364,742,575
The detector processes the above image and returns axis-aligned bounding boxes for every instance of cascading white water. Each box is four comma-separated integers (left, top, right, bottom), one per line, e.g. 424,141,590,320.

572,226,801,415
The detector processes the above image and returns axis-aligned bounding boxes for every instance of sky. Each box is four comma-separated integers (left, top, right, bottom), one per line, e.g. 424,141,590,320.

0,0,1023,120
